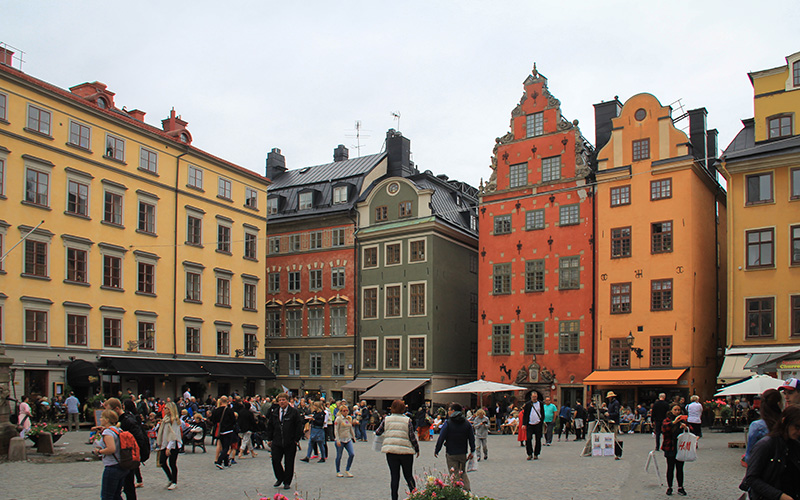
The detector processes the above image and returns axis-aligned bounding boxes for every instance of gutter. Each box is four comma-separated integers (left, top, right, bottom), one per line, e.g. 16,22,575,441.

173,149,189,359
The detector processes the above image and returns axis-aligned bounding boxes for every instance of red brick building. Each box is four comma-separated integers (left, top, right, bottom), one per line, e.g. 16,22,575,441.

478,66,594,406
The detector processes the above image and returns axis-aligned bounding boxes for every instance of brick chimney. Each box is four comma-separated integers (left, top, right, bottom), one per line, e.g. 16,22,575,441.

161,109,192,144
0,47,13,66
126,109,146,122
266,148,287,179
333,144,349,162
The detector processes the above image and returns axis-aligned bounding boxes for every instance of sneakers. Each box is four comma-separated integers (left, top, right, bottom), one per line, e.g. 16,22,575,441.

677,488,686,496
215,463,224,470
344,471,353,477
666,487,673,496
230,459,238,466
300,457,310,462
310,455,319,459
318,458,326,463
167,483,177,491
273,480,283,487
527,455,532,461
337,472,344,477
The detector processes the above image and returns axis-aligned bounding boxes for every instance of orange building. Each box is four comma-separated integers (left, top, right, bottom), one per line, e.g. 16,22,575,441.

585,93,727,403
478,66,594,406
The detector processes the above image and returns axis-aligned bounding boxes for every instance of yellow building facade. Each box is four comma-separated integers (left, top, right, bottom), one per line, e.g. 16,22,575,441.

719,51,800,380
585,93,727,401
0,55,271,401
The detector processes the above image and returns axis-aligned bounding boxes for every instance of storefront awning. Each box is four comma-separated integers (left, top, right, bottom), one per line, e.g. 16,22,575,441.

717,355,753,385
341,378,382,391
582,369,687,386
101,357,207,376
359,378,428,400
199,361,275,379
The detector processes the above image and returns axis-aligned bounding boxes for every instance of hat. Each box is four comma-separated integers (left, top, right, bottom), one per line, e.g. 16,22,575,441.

780,378,800,391
606,391,617,398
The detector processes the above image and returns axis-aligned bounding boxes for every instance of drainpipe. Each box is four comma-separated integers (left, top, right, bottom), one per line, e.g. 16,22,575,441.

173,149,189,359
349,209,361,383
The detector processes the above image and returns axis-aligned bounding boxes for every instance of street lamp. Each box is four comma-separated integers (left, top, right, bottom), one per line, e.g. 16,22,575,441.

626,332,644,359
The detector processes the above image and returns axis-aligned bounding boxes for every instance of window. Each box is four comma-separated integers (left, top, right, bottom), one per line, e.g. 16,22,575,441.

267,310,281,337
24,309,47,343
244,232,258,259
541,156,561,182
308,307,324,336
67,314,87,346
330,306,347,336
610,338,630,368
746,173,773,205
610,185,631,206
25,169,49,206
138,201,156,234
492,325,510,355
385,285,401,317
525,259,545,292
373,205,388,222
632,138,650,161
187,216,202,246
103,255,122,288
186,271,201,301
137,262,155,294
216,277,231,306
526,209,545,230
611,283,632,314
268,352,279,375
266,197,278,214
185,327,200,353
268,272,280,293
27,105,51,135
651,221,673,254
410,337,425,369
331,267,345,289
651,279,673,311
105,134,125,161
768,115,793,139
307,269,322,291
0,92,6,121
64,180,89,216
139,148,158,173
410,283,425,316
268,237,280,255
218,177,232,199
470,293,478,322
558,256,580,289
792,168,800,199
364,247,378,268
290,234,300,251
217,330,230,355
332,352,346,376
363,339,377,369
493,263,511,295
651,336,672,367
747,297,774,338
217,224,231,253
245,187,258,209
331,228,345,247
66,248,88,283
289,353,301,375
310,231,322,249
363,287,378,319
104,191,123,226
0,158,4,197
650,178,672,200
298,192,313,210
288,271,300,292
526,112,544,137
792,225,800,266
386,243,401,265
747,228,774,268
0,232,4,274
494,215,511,235
558,321,579,353
385,338,400,369
791,296,800,337
611,227,632,258
24,240,48,277
333,185,348,204
307,353,321,376
470,254,478,274
559,204,579,226
104,317,121,348
509,163,527,188
243,282,257,310
524,322,544,354
795,61,800,87
138,322,155,351
187,165,203,189
69,121,91,149
399,201,412,218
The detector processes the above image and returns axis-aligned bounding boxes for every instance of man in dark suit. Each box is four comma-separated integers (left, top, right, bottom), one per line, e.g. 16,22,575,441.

266,393,304,490
521,390,544,460
651,392,670,450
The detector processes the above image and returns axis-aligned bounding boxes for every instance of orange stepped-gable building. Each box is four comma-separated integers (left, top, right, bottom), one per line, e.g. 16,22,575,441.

584,93,726,402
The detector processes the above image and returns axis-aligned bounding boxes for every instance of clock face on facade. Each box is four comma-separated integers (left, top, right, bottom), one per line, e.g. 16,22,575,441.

387,182,400,195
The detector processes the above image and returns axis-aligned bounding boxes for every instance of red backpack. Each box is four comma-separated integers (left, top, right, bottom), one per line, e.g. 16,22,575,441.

109,427,141,470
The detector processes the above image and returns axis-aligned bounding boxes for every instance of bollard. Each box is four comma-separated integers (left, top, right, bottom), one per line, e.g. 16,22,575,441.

8,437,26,461
37,432,55,455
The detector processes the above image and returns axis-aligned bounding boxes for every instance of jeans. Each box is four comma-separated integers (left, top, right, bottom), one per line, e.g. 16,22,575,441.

386,453,415,500
306,428,326,459
160,449,178,484
335,440,355,472
544,421,555,444
353,423,363,440
359,420,368,440
68,412,80,432
101,465,129,500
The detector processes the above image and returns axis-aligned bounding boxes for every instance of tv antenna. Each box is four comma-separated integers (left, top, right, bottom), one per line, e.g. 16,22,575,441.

345,120,370,157
391,111,401,131
669,98,690,131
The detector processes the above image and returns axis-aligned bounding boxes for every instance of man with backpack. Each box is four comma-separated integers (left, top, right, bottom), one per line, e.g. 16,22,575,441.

105,397,150,500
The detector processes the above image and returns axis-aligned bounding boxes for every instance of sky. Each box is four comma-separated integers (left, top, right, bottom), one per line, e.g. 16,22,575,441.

2,1,799,189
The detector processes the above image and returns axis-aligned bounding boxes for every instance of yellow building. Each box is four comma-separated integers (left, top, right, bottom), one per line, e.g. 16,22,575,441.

0,50,272,402
718,51,800,381
584,93,727,402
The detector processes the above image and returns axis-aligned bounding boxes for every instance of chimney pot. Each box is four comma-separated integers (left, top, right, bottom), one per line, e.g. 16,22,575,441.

333,144,349,162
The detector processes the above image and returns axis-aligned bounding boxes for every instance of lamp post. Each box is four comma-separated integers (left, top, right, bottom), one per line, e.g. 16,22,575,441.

626,332,644,359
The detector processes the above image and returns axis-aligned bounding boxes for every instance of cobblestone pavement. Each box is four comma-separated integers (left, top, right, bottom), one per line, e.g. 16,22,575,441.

0,429,747,500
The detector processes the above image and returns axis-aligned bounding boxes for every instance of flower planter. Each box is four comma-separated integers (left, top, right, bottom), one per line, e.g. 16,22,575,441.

28,433,63,447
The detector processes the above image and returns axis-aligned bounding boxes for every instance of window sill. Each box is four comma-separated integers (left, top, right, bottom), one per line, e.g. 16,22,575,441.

186,242,204,248
0,195,6,200
63,279,90,287
0,118,9,125
745,200,775,207
243,204,259,212
217,195,233,202
135,229,158,237
524,289,545,293
135,291,157,297
65,142,93,154
24,127,54,140
186,185,205,193
21,273,51,281
184,299,202,304
100,285,125,292
215,303,232,309
242,307,258,313
102,155,127,166
101,220,125,229
20,200,52,210
137,167,159,176
64,211,91,220
216,249,232,256
243,256,259,262
744,266,776,271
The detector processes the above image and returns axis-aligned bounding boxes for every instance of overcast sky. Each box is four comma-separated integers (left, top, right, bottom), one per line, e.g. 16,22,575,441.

3,2,799,189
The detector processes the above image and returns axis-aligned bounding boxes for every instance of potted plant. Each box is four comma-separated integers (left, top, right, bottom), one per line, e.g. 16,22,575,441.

27,421,68,446
406,470,497,500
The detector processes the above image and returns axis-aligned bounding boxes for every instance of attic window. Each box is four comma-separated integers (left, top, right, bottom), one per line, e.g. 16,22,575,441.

333,185,348,204
299,192,313,210
96,97,107,109
180,132,189,143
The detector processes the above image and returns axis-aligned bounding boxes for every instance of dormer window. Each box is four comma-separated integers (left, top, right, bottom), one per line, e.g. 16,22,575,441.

299,192,313,210
180,132,189,143
96,97,107,109
768,115,793,139
333,185,348,204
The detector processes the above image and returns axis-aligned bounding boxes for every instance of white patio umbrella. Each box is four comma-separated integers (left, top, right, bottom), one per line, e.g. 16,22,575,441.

714,374,784,397
436,380,527,395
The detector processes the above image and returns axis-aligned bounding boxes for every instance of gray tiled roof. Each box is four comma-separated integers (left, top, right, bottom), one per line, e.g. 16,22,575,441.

407,173,479,235
723,118,800,161
269,153,386,189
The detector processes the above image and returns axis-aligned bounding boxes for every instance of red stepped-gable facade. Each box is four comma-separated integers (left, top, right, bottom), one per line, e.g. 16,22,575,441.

478,65,594,406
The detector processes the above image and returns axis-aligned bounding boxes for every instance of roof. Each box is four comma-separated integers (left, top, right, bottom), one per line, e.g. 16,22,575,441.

409,173,479,233
269,153,386,189
723,119,800,162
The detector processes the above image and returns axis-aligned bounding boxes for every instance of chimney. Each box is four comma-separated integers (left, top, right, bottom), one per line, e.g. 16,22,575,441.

266,148,286,179
688,108,708,168
333,144,349,162
0,47,13,66
706,128,718,162
593,98,622,152
386,129,413,178
126,109,146,122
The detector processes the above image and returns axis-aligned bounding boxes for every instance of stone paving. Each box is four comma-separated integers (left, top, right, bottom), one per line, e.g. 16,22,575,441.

0,429,748,500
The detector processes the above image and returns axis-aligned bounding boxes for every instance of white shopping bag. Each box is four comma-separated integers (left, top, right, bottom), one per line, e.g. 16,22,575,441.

372,433,384,452
467,456,478,472
676,430,698,462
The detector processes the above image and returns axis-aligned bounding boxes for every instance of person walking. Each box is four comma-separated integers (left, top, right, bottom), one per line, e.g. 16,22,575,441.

661,403,689,496
740,405,800,499
156,402,182,491
745,389,783,464
17,395,32,439
94,409,128,500
266,392,304,490
522,390,544,460
434,402,475,491
573,401,587,441
236,402,258,459
358,401,371,441
65,392,80,432
334,403,356,477
376,399,419,500
557,403,573,441
105,398,150,497
686,395,703,438
542,396,558,445
472,408,490,461
210,396,237,469
300,401,327,463
652,392,670,450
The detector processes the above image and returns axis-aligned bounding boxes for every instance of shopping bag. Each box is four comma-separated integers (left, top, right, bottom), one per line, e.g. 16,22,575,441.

372,433,384,452
676,430,698,462
467,456,478,472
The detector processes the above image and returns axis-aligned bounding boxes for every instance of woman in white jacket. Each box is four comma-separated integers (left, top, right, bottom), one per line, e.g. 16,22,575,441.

375,400,419,500
156,402,183,490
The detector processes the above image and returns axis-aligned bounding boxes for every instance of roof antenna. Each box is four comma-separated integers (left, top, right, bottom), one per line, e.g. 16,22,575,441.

345,120,370,157
391,111,401,131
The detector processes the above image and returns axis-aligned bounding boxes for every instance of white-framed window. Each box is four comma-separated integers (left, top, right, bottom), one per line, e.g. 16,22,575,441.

138,198,157,234
69,120,91,150
185,323,201,354
409,238,426,262
332,352,346,376
267,197,278,215
308,307,324,336
309,353,322,376
186,210,203,246
218,177,232,200
331,267,345,289
268,272,280,293
25,166,50,207
268,237,280,255
299,191,313,210
267,309,281,337
135,250,159,296
408,281,426,316
286,309,302,337
384,283,402,318
100,242,126,289
409,336,426,370
331,228,345,247
105,134,125,161
509,163,527,188
362,338,377,370
185,269,202,302
243,280,258,311
187,165,203,189
330,305,347,336
216,273,231,307
139,147,158,173
245,187,258,209
216,328,230,355
333,185,348,204
62,234,92,284
27,104,51,135
384,337,401,369
244,228,258,260
310,231,323,249
363,245,378,268
385,241,401,266
362,286,378,319
22,297,52,345
289,353,301,375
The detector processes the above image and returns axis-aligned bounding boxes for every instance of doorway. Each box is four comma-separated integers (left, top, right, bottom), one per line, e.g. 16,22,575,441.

560,386,583,408
25,370,48,398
